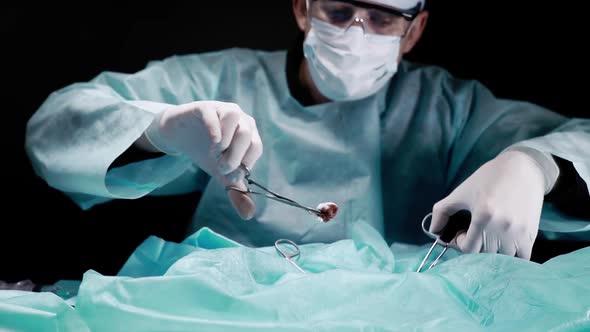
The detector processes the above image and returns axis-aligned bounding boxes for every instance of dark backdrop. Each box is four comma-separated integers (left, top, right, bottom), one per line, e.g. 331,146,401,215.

2,1,588,284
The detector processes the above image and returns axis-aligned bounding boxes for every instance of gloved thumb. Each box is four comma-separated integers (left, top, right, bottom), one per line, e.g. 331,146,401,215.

220,169,256,220
227,184,256,220
453,231,468,249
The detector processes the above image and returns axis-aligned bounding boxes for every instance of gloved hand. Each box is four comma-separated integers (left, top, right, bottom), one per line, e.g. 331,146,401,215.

143,101,263,220
429,150,551,260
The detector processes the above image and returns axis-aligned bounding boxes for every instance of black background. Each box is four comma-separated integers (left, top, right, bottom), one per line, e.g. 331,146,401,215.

1,2,588,284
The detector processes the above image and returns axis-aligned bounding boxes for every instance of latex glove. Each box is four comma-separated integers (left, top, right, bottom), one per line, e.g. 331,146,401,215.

143,101,263,219
429,150,550,260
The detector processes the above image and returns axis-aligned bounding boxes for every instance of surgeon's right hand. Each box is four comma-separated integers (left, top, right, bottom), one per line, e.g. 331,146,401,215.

140,101,263,220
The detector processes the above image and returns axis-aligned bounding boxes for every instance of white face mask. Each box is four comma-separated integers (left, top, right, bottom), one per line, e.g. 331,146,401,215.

303,18,402,102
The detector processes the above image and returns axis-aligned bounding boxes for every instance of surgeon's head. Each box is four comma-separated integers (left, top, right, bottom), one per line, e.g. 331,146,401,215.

292,0,428,103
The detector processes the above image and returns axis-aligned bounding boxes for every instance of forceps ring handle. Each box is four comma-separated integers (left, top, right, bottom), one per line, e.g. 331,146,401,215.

275,239,307,274
417,210,472,272
422,210,472,245
275,239,301,259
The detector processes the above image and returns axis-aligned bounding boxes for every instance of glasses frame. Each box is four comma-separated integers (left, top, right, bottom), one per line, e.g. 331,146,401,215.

307,0,423,37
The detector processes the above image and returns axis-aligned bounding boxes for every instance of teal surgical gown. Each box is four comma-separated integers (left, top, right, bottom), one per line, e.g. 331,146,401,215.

25,47,590,247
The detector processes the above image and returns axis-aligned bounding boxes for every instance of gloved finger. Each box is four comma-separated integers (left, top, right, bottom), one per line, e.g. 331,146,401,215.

481,232,499,254
217,116,253,175
430,198,467,234
449,230,466,250
514,234,534,260
188,102,222,144
221,169,256,220
216,168,256,220
456,211,488,254
227,182,256,220
241,116,263,169
499,240,517,257
216,103,241,153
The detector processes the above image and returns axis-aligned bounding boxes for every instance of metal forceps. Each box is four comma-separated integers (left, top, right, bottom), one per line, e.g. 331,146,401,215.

275,239,306,273
416,210,471,272
227,164,323,218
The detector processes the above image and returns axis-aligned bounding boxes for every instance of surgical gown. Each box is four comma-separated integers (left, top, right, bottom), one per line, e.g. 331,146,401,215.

25,47,590,247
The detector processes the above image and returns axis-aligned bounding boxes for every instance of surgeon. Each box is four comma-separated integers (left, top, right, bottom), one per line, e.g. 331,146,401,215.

26,0,590,260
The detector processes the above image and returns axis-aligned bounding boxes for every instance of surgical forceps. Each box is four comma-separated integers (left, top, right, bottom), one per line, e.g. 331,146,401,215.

416,210,472,272
226,164,324,219
275,239,306,273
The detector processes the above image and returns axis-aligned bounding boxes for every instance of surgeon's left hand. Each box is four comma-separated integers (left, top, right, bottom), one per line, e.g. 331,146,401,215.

429,150,548,260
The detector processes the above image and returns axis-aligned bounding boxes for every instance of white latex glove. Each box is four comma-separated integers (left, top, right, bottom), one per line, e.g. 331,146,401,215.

429,150,551,260
142,101,263,220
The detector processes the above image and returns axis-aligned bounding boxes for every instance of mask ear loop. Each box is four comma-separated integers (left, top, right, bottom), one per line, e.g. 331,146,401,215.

400,18,416,40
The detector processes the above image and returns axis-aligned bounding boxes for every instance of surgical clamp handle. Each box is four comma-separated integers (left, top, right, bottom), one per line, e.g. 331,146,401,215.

416,210,472,272
275,239,306,274
227,165,323,217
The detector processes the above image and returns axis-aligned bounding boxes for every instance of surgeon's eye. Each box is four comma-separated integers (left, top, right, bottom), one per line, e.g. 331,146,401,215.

324,6,354,24
368,10,395,28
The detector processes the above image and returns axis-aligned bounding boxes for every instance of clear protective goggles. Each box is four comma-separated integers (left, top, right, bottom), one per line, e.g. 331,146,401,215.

307,0,421,37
